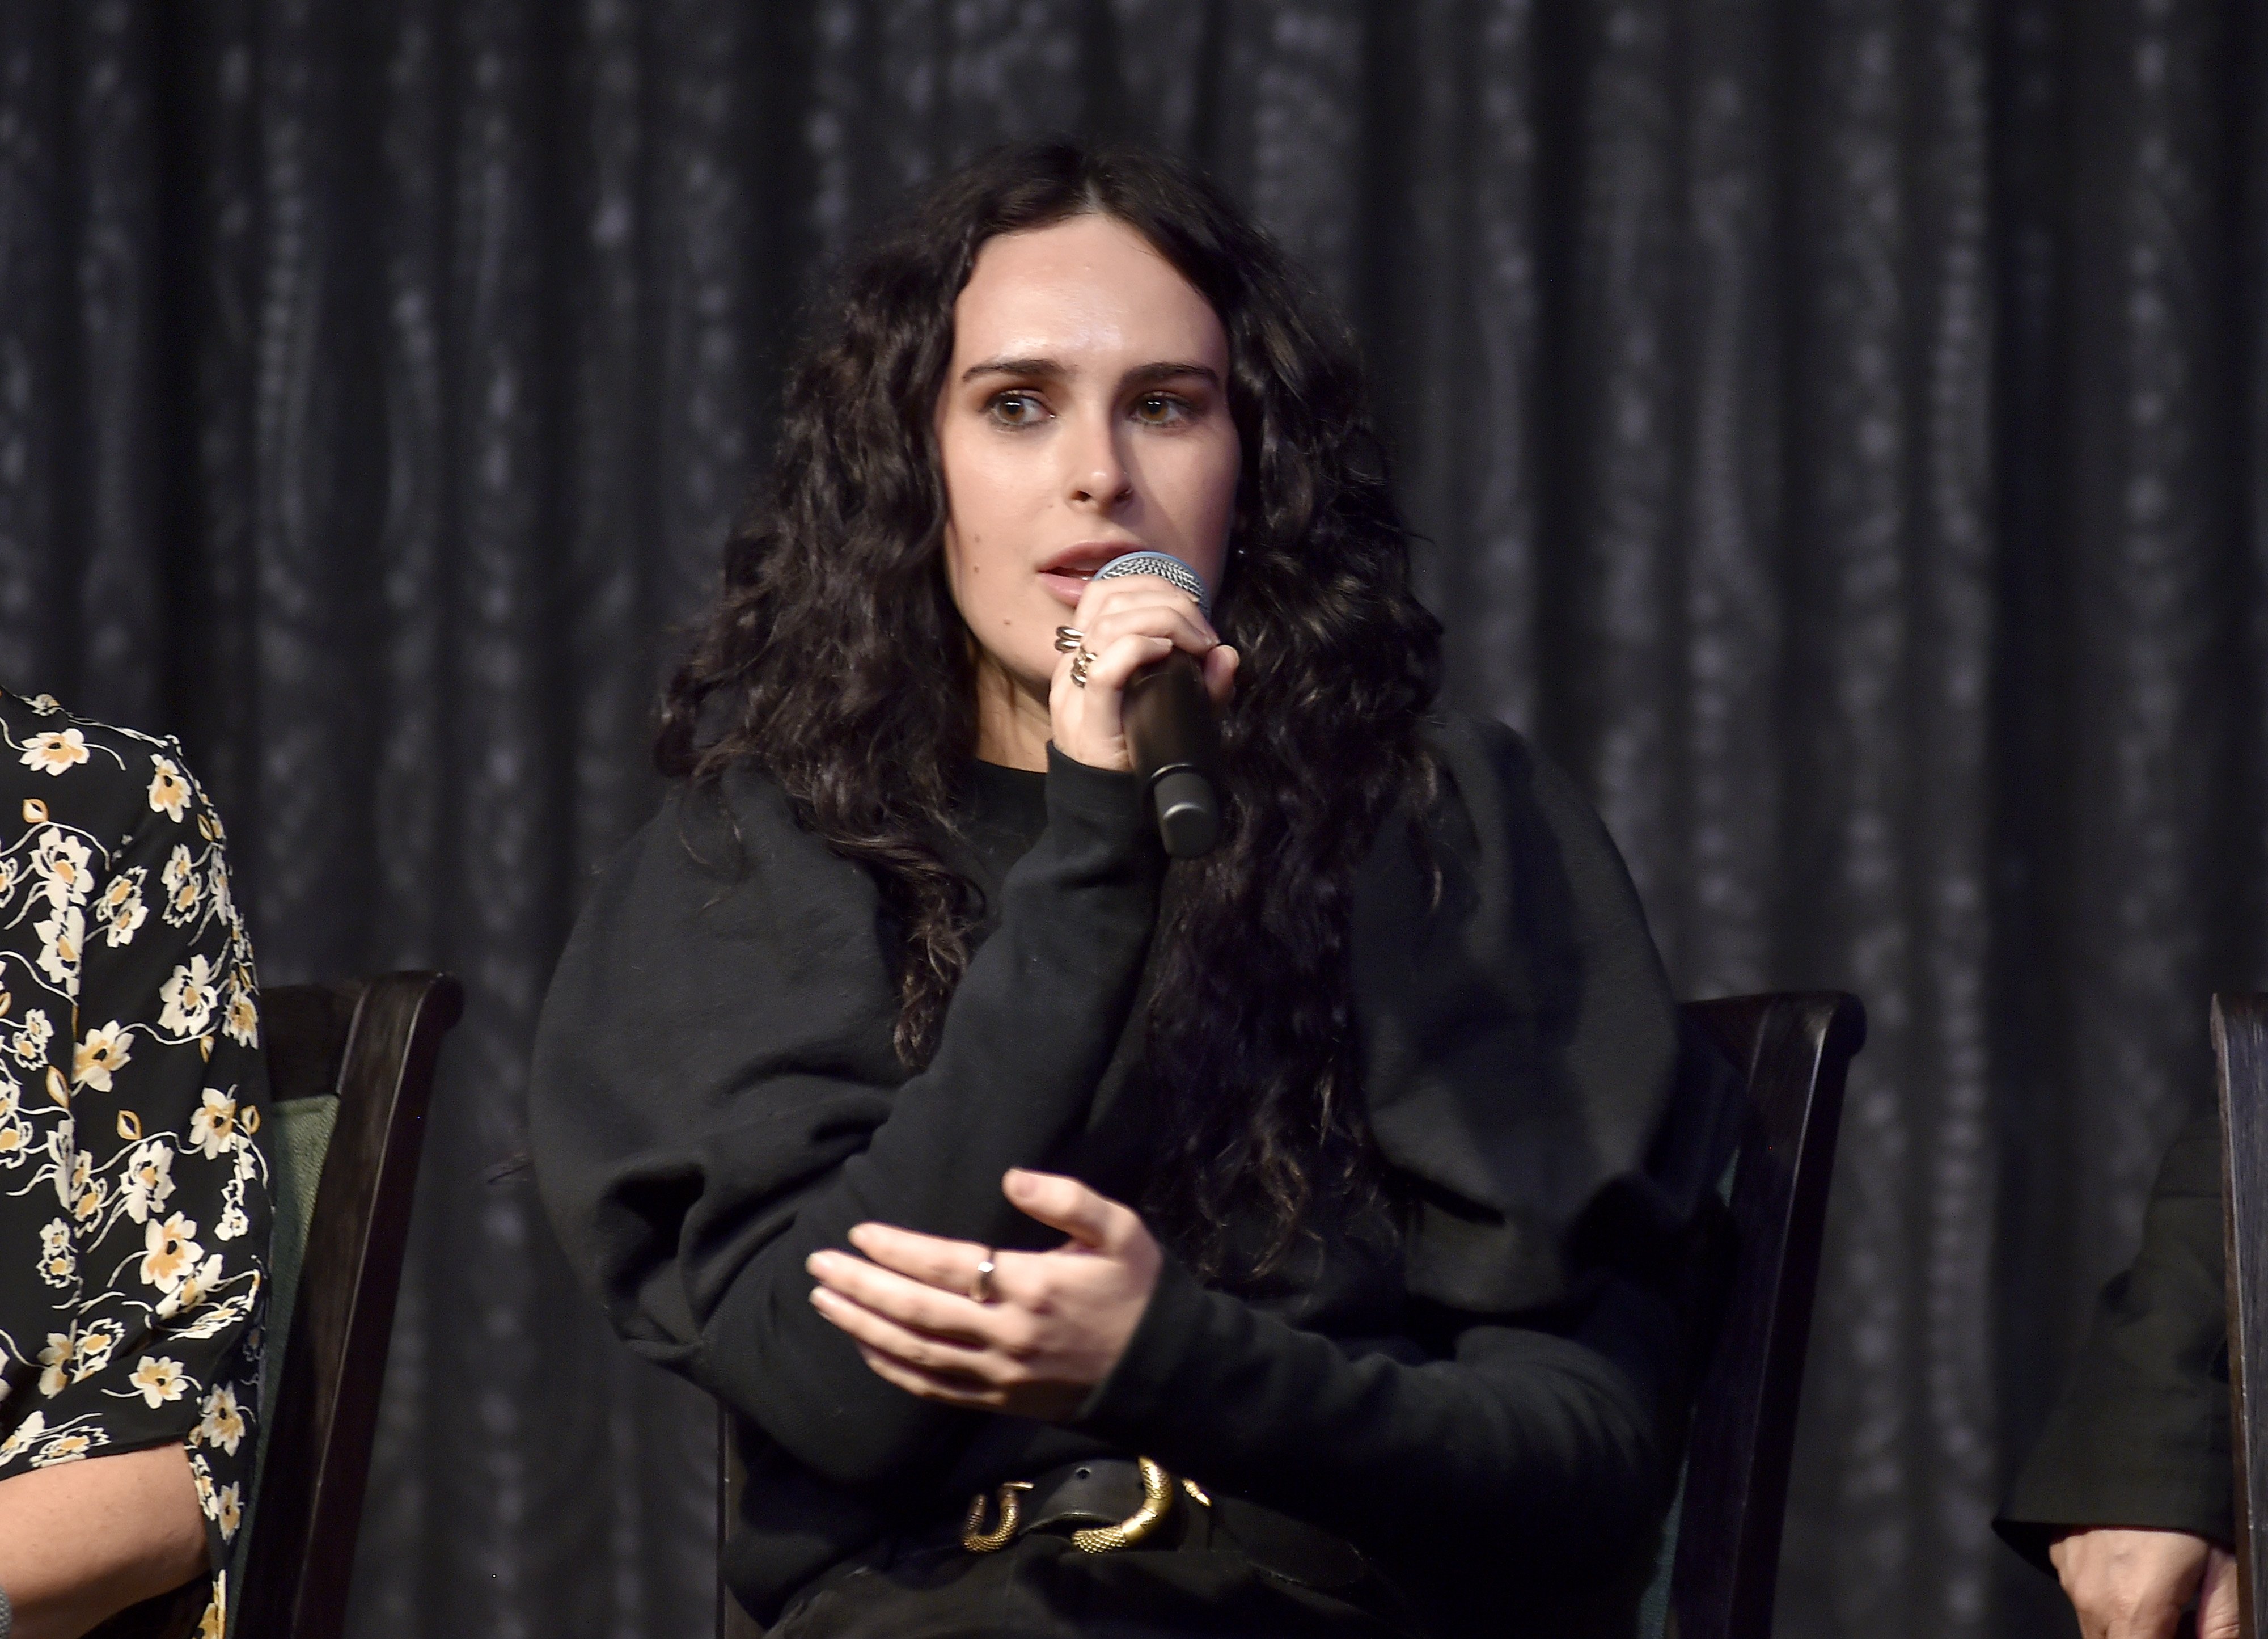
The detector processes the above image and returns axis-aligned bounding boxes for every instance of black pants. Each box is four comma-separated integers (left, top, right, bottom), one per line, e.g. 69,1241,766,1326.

767,1511,1427,1639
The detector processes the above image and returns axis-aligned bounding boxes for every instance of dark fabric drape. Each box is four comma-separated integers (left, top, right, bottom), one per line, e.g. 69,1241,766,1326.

2,3,2263,1634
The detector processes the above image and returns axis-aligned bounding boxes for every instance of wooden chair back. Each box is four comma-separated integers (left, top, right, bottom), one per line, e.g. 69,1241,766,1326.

2215,992,2268,1639
1665,991,1866,1639
231,972,463,1639
714,991,1863,1639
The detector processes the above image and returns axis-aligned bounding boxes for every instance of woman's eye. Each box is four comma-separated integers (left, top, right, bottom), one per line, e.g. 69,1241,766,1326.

1132,394,1190,426
987,392,1047,427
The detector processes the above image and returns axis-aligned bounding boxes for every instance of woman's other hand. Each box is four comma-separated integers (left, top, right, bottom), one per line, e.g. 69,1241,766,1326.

805,1169,1162,1421
1050,572,1236,773
2047,1527,2239,1639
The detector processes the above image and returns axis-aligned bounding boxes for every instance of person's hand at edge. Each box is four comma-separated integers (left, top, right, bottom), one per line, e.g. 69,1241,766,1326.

2049,1526,2235,1639
2199,1542,2239,1639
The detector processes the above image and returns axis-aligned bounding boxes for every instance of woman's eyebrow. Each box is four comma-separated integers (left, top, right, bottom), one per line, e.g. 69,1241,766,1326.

958,358,1221,388
961,356,1064,383
1123,362,1220,388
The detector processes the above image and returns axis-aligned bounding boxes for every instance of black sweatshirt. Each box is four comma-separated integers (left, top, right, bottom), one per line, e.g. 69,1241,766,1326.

1996,1105,2231,1569
530,716,1739,1628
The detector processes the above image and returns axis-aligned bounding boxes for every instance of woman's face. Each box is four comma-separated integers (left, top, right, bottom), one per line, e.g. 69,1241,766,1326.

935,214,1240,698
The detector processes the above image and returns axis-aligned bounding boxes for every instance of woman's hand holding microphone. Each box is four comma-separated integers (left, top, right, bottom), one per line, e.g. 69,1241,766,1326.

1047,569,1235,773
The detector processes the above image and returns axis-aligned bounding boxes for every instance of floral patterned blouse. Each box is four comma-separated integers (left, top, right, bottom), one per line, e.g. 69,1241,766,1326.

0,690,270,1637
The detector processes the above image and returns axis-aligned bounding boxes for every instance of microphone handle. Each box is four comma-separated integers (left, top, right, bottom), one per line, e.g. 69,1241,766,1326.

1120,649,1221,859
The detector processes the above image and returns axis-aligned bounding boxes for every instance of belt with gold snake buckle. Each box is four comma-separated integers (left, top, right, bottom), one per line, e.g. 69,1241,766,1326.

961,1457,1212,1555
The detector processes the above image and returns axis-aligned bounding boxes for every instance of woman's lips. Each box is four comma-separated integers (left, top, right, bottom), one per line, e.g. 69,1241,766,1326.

1037,542,1148,610
1039,570,1091,608
1038,543,1150,609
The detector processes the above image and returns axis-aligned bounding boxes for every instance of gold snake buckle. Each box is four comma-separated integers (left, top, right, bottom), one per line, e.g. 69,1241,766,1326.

959,1458,1183,1555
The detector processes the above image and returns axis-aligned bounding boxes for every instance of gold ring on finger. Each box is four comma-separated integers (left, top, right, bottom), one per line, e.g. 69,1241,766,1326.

1053,626,1085,653
1069,647,1097,687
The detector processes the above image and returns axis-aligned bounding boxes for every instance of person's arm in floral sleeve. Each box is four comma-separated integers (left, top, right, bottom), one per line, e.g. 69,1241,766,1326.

0,692,272,1638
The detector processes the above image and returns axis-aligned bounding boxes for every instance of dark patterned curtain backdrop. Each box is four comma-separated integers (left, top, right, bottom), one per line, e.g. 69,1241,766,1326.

2,1,2262,1634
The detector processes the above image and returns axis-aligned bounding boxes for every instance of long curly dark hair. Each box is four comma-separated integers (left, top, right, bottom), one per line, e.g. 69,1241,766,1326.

658,140,1441,1276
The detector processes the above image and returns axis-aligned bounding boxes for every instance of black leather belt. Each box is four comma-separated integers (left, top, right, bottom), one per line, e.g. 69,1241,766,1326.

960,1456,1374,1594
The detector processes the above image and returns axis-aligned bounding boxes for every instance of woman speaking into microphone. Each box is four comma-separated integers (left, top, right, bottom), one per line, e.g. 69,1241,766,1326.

531,140,1735,1638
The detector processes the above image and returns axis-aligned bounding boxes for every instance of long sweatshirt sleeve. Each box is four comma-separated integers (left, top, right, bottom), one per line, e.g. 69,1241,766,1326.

1076,1249,1684,1590
530,750,1160,1486
1996,1106,2231,1568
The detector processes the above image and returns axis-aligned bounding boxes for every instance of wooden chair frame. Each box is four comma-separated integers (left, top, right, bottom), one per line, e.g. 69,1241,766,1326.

2216,992,2268,1638
1670,992,1865,1639
234,971,463,1639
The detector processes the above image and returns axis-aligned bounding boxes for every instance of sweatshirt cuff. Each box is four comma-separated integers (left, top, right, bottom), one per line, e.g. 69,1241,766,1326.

1995,1503,2235,1579
1996,1469,2235,1571
1033,747,1156,878
1074,1251,1212,1435
1044,746,1148,833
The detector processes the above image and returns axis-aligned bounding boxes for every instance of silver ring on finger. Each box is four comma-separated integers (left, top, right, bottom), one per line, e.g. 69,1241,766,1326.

1053,626,1085,654
971,1253,998,1303
1069,647,1097,687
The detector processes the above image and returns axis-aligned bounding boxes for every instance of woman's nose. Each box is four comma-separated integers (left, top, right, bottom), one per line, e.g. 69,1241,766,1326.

1065,414,1133,510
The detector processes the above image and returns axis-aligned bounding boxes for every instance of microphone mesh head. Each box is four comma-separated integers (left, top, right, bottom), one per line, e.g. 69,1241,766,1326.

1091,550,1211,619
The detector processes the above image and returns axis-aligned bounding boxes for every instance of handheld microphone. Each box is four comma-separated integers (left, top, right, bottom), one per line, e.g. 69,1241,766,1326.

1090,550,1221,859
